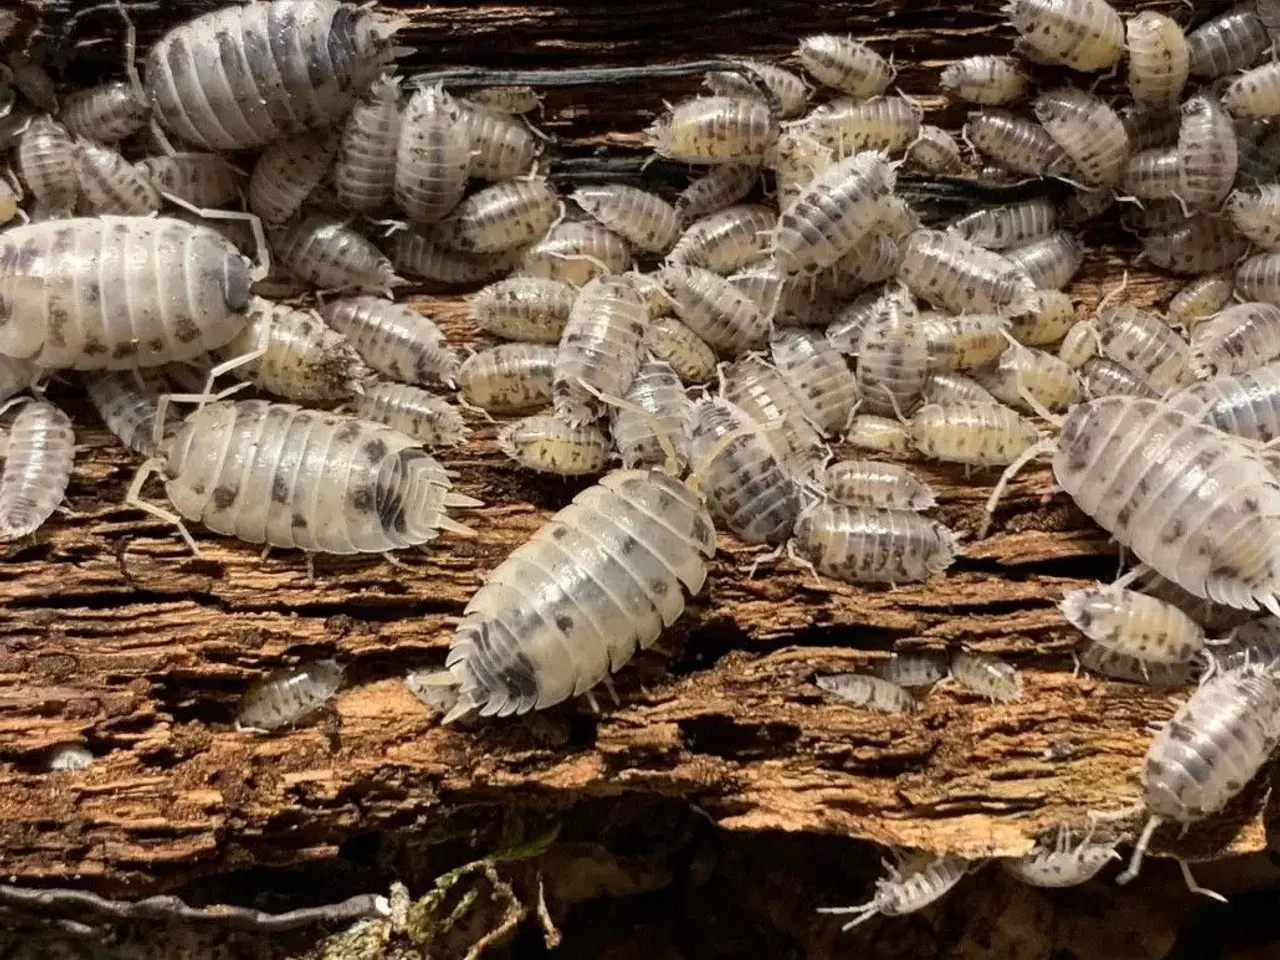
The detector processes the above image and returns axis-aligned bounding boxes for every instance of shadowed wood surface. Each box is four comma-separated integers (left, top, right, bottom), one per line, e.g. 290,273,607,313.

0,0,1268,909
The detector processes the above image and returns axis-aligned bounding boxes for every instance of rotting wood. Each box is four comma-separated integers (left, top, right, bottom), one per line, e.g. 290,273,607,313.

0,0,1268,900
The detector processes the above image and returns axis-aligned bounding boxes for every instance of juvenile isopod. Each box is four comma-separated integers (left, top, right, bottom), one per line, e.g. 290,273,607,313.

899,229,1039,316
704,61,808,119
1034,87,1129,187
1060,584,1207,667
395,83,469,224
1005,0,1124,71
1080,358,1162,399
499,414,612,476
1190,302,1280,378
334,74,402,212
1187,7,1269,79
948,198,1057,251
950,650,1022,702
131,399,478,555
469,277,576,343
352,381,469,449
457,98,540,182
1236,252,1280,306
847,414,912,456
771,150,895,274
797,35,891,99
572,184,681,254
84,370,179,458
249,129,339,225
61,81,149,143
823,460,936,510
854,310,930,418
1225,63,1280,120
1001,828,1120,887
441,179,558,253
1076,640,1197,685
1093,304,1190,391
767,129,834,210
818,231,901,295
219,299,374,403
553,274,647,424
963,110,1065,177
690,397,802,545
319,296,458,387
814,673,918,713
657,263,769,358
770,328,860,435
791,500,959,585
441,468,715,719
801,96,921,157
145,0,399,151
0,399,74,541
1177,94,1238,211
1143,215,1246,275
1169,361,1280,442
520,221,633,286
647,96,779,165
722,354,826,473
271,213,401,294
73,138,159,215
1126,12,1190,108
905,125,965,175
1118,665,1280,895
910,401,1041,468
390,228,524,287
920,313,1011,373
611,360,694,470
668,205,776,274
468,86,541,115
922,372,1000,405
940,56,1027,105
47,744,94,772
0,216,253,370
1003,231,1084,291
675,164,757,223
874,651,950,687
137,152,246,207
1227,185,1280,250
235,660,345,732
457,343,556,414
643,315,718,384
818,853,968,931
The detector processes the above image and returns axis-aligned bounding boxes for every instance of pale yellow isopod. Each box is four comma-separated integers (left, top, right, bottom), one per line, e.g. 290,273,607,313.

1177,94,1238,211
940,56,1027,105
1126,12,1190,108
643,314,718,384
499,414,612,476
520,221,633,285
802,95,920,157
572,183,682,254
440,179,558,253
1034,87,1129,187
846,414,912,456
647,96,779,165
1005,0,1124,71
457,343,557,414
469,277,576,343
905,125,965,175
668,204,776,274
797,34,891,99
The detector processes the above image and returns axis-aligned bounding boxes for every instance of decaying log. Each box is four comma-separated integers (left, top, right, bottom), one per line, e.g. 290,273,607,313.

0,0,1270,907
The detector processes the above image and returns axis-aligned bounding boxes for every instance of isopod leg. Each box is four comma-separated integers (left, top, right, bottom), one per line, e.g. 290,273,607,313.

978,438,1055,539
1178,860,1227,902
159,191,271,281
1116,814,1161,887
576,377,680,477
124,457,199,555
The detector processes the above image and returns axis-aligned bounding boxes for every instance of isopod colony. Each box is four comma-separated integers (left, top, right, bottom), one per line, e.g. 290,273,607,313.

8,0,1280,935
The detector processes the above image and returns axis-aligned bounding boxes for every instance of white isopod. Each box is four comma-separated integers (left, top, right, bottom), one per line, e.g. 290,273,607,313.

235,660,345,732
84,370,179,458
1190,302,1280,378
949,650,1022,702
797,34,891,99
469,277,576,343
1060,584,1207,666
572,184,681,254
334,74,402,213
815,673,918,713
499,414,612,476
396,83,469,224
0,399,74,541
320,296,459,387
818,853,969,931
352,381,470,449
910,401,1041,468
271,213,401,294
940,56,1027,105
612,360,694,471
458,343,557,414
823,459,936,511
553,274,648,424
1005,0,1124,71
791,500,960,585
1001,827,1119,887
249,129,339,225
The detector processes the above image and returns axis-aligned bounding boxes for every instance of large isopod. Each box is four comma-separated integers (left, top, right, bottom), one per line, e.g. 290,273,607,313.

132,399,478,554
457,343,557,414
940,56,1027,105
441,469,715,719
899,229,1038,316
823,460,936,511
0,216,252,370
1177,94,1238,211
0,399,74,541
396,83,469,224
657,263,768,358
1034,87,1128,187
1170,361,1280,443
1126,12,1189,108
145,0,399,150
647,96,779,165
1187,7,1269,79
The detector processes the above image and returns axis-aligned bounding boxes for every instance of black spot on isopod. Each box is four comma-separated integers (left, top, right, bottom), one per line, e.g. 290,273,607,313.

551,526,568,540
1244,496,1260,514
555,614,573,632
650,578,669,596
1160,518,1186,545
111,341,138,360
83,283,100,305
212,485,238,509
349,487,375,512
84,337,107,357
1115,503,1133,528
620,535,640,555
148,337,165,353
271,476,289,504
1167,721,1196,743
50,229,75,255
113,222,130,235
363,438,388,463
173,315,201,345
336,421,362,443
292,512,308,529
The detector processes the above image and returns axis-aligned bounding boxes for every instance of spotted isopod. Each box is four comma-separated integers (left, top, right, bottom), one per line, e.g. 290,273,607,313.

1177,94,1238,212
940,55,1027,105
1169,361,1280,443
770,328,860,435
499,414,612,476
690,397,802,545
1227,185,1280,250
1076,641,1197,685
334,74,402,212
732,264,839,328
815,673,917,713
1080,358,1162,400
1061,584,1208,669
1001,828,1120,887
854,310,930,419
1236,252,1280,307
132,399,479,555
818,853,968,932
235,660,345,733
572,184,681,255
441,468,715,719
468,86,541,115
668,205,776,274
791,500,959,585
391,229,525,287
319,296,457,388
1121,147,1179,200
675,164,757,223
457,343,556,414
61,81,149,143
552,274,647,424
643,315,718,384
271,213,401,294
910,401,1041,468
1143,215,1246,275
657,263,768,358
47,744,93,772
1126,12,1190,108
847,414,912,456
1187,7,1269,79
801,96,921,158
1093,304,1191,391
520,221,633,286
1034,87,1129,187
612,360,694,470
647,96,779,165
767,129,834,210
1008,290,1077,347
818,232,901,296
919,313,1010,373
874,651,949,687
469,277,576,344
457,98,540,182
84,370,179,458
0,216,254,370
963,110,1066,177
905,125,965,175
948,198,1057,251
721,354,826,473
441,179,559,254
1004,0,1124,71
950,650,1022,702
145,0,399,151
823,460,936,511
248,129,339,226
922,372,1000,406
1190,302,1280,378
704,61,808,119
1119,665,1280,896
73,138,159,215
137,152,246,208
899,229,1039,316
395,83,469,224
797,34,891,100
0,399,74,541
352,381,469,449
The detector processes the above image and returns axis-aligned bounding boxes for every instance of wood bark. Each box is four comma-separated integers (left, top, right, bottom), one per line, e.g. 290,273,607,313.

1,0,1267,900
